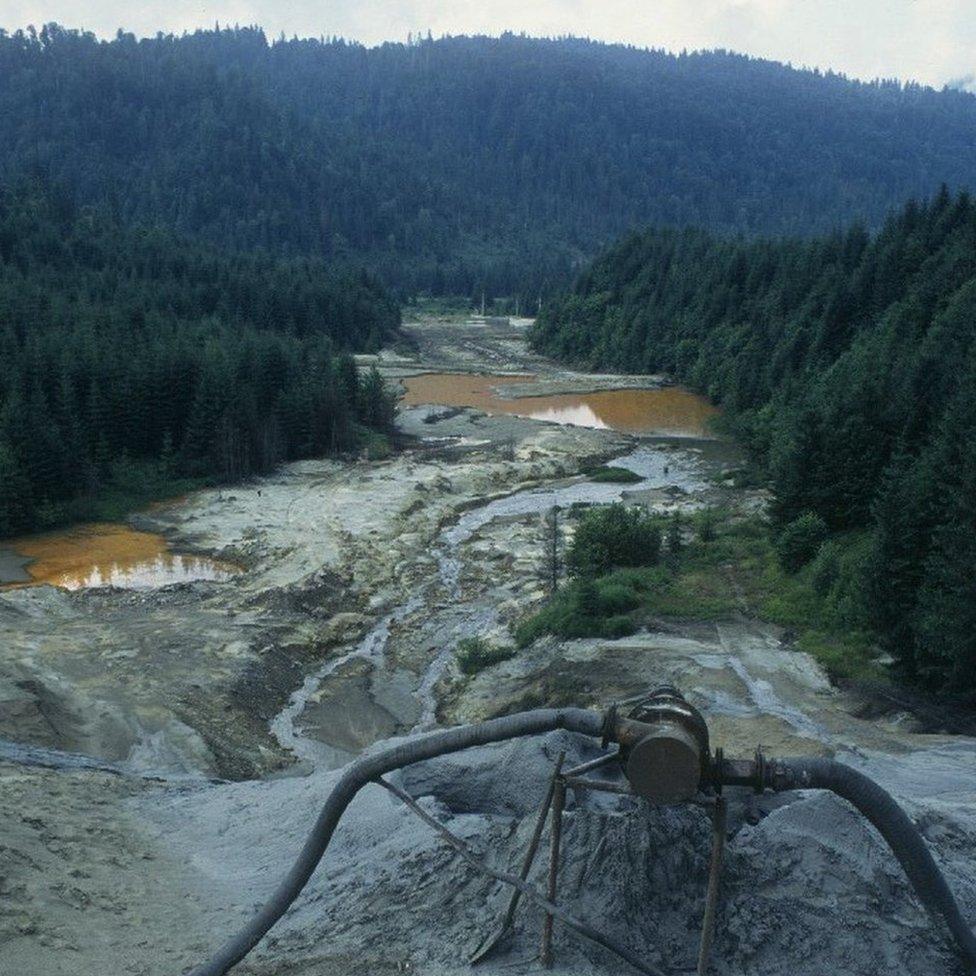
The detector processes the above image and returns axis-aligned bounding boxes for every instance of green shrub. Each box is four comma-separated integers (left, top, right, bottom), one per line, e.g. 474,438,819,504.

602,565,671,592
587,465,643,483
567,503,661,577
360,430,392,460
602,615,637,639
596,581,641,614
812,532,872,631
576,579,601,616
809,538,841,597
513,603,637,647
513,575,645,648
694,508,718,543
455,636,515,675
775,511,828,573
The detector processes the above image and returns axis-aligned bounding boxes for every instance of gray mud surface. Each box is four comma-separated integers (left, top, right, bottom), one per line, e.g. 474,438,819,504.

1,315,973,976
140,731,975,976
0,546,32,584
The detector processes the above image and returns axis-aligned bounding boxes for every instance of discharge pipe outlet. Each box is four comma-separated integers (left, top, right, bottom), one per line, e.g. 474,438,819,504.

185,702,975,975
713,753,976,972
185,707,603,976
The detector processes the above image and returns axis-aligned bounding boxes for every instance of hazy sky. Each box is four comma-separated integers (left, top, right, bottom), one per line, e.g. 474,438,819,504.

3,0,974,90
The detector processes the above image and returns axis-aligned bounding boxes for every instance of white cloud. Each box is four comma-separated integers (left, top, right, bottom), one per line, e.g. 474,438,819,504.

1,0,973,88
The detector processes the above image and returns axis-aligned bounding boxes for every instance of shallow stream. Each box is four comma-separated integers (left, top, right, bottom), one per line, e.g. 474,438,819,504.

270,444,709,767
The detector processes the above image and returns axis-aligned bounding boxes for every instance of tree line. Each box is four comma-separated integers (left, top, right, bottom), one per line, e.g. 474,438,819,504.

4,25,976,300
0,182,399,537
531,187,976,698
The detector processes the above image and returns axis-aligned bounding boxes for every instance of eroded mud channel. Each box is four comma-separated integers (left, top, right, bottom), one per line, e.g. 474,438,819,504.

1,315,974,976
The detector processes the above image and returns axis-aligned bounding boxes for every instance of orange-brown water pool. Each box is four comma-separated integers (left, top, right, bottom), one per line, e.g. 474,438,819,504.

0,523,237,590
401,373,718,437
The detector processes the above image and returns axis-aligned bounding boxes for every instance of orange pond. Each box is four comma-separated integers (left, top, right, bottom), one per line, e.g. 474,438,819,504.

401,373,718,437
0,523,238,591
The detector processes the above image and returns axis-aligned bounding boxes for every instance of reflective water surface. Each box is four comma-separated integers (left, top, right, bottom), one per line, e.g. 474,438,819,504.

0,523,237,591
401,372,718,436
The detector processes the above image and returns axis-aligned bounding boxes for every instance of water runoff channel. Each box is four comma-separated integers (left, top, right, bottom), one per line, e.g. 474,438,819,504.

0,440,819,781
270,444,708,769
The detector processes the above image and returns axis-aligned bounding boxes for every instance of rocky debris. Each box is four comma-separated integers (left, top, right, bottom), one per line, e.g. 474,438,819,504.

0,411,624,781
2,727,973,976
319,612,373,645
139,729,974,976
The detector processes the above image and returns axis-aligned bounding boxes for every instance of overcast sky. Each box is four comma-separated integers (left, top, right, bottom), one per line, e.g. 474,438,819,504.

2,0,974,90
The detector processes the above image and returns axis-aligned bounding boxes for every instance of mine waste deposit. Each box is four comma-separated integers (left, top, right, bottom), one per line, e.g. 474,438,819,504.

1,23,975,976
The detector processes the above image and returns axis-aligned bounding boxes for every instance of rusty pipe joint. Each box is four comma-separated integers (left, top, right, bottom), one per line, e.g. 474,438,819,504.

607,687,711,804
709,750,799,793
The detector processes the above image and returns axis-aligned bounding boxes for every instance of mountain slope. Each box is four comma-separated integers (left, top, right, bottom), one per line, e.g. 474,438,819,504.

530,188,976,696
4,26,976,296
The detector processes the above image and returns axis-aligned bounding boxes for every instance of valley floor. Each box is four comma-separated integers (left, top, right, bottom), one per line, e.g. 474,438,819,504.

0,316,973,976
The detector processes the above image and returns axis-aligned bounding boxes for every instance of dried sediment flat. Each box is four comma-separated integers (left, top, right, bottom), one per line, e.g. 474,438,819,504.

1,319,973,976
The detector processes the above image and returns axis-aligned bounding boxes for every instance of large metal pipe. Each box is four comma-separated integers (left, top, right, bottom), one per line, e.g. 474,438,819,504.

184,707,603,976
184,705,975,976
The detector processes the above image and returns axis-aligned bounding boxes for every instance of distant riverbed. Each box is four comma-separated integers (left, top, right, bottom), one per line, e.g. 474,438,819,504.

1,367,717,592
400,372,718,437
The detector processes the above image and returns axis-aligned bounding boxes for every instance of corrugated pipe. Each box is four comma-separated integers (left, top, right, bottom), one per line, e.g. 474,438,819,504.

773,758,976,971
183,708,975,975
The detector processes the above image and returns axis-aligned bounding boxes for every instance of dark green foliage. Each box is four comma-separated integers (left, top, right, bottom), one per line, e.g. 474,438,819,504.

0,182,399,537
518,514,881,684
587,465,642,483
895,373,976,688
776,512,828,573
694,509,718,543
534,189,976,697
4,27,976,299
454,637,515,676
514,573,649,648
807,536,872,633
567,504,662,578
593,582,642,615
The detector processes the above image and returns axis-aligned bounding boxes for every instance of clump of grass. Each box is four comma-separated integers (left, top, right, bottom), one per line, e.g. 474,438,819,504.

587,465,643,484
514,569,671,647
359,430,392,460
455,636,515,675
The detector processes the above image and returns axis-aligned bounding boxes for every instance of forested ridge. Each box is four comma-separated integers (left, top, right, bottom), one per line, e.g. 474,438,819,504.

531,188,976,697
0,182,399,537
4,25,976,298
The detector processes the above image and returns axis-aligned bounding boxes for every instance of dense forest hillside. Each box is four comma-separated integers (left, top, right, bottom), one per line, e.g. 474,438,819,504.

0,182,399,536
531,188,976,697
4,26,976,298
